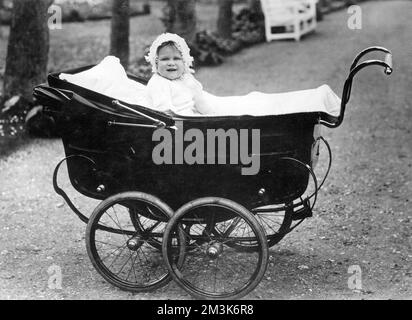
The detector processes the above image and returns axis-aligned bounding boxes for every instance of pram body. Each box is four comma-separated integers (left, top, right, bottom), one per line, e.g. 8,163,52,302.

33,46,392,299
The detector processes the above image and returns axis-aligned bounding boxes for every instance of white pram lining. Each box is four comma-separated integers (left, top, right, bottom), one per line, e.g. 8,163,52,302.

59,56,341,118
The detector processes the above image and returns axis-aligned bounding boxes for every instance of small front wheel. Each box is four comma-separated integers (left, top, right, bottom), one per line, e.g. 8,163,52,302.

162,197,269,300
225,203,293,252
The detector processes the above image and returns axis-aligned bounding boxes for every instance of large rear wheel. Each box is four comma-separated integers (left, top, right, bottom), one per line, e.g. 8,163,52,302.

162,197,269,300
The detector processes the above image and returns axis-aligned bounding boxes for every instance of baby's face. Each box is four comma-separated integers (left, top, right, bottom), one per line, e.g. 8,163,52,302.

156,45,185,80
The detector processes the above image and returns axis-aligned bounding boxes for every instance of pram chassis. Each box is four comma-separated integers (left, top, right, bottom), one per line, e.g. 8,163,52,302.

33,46,392,300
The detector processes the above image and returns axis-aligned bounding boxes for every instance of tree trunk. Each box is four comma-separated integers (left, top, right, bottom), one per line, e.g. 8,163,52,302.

3,0,53,102
217,0,233,39
317,0,326,21
110,0,130,69
248,0,263,15
162,0,197,45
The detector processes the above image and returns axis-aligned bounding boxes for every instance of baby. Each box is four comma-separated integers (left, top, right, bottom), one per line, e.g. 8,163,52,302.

145,33,213,116
145,33,341,118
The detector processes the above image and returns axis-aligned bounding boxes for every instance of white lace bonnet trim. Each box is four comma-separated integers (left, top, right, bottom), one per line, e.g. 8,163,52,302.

145,32,195,74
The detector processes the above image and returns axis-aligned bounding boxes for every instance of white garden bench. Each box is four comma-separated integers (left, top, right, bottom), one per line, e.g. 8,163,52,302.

260,0,318,41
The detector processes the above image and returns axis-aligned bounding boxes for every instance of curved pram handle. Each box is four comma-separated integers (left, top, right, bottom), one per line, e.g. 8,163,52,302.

350,46,393,75
320,46,393,128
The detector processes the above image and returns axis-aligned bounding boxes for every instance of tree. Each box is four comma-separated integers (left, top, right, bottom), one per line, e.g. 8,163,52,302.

317,0,327,21
162,0,197,45
3,0,53,103
246,0,264,26
110,0,130,69
217,0,233,39
248,0,263,15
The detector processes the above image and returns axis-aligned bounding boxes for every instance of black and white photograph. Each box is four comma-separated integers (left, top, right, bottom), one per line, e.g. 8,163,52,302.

0,0,410,306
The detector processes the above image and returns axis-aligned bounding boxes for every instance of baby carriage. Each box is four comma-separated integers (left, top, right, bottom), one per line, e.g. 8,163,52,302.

33,46,392,300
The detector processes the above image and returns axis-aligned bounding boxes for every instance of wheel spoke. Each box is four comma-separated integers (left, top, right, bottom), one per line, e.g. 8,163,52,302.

106,244,128,269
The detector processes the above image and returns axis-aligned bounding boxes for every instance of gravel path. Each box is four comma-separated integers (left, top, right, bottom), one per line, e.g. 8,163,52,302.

0,0,411,300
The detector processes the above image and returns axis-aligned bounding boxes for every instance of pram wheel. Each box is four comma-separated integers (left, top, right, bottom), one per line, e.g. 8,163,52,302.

227,203,293,252
162,197,269,300
86,192,183,292
129,206,166,251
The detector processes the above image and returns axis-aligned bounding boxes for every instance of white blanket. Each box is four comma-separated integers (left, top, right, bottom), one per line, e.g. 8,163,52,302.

59,56,341,118
59,56,151,107
191,85,341,117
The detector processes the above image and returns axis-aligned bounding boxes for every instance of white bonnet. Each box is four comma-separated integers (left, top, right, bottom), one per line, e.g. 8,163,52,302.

145,33,195,74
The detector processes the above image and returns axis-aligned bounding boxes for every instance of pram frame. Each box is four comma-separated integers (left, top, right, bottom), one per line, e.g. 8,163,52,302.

33,46,392,300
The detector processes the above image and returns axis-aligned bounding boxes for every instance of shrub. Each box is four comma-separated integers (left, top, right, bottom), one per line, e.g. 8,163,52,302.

232,7,265,45
190,31,224,66
214,36,243,55
64,9,86,22
142,3,151,15
184,6,266,67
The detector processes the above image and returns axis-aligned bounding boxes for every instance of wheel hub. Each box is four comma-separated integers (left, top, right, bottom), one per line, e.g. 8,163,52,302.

127,236,144,250
206,242,223,259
